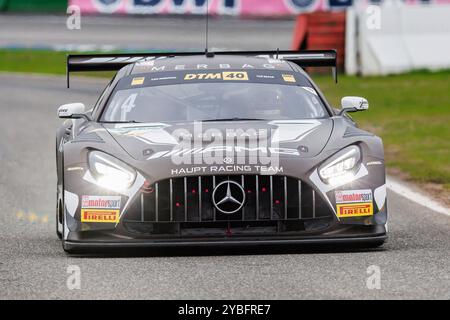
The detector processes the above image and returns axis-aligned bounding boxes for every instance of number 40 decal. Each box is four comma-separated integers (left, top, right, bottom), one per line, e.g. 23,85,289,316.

222,71,249,81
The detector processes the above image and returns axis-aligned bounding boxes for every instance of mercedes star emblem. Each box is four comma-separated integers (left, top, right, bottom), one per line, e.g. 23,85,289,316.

223,157,233,164
212,180,246,214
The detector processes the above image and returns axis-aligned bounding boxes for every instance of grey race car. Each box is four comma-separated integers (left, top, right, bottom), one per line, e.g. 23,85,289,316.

56,50,388,253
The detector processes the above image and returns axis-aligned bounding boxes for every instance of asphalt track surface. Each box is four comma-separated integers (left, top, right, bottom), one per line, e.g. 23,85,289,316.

0,15,294,51
0,73,449,299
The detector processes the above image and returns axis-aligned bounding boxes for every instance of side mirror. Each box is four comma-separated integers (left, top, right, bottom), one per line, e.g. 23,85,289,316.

339,96,369,115
57,103,89,120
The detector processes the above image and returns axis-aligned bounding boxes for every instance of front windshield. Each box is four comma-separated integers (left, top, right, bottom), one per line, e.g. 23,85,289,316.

102,74,328,123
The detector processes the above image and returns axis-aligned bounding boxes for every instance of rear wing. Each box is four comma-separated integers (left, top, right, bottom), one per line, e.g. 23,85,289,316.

66,50,337,88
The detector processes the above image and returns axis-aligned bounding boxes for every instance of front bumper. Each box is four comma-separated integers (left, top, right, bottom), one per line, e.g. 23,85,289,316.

62,224,387,253
63,169,388,252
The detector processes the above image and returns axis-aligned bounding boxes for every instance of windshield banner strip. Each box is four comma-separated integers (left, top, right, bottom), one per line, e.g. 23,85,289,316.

118,70,311,91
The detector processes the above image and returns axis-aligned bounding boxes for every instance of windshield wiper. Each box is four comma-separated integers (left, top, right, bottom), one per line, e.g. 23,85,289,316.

202,118,267,122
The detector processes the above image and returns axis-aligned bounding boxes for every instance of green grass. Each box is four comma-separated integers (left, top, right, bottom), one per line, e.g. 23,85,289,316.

0,49,67,75
0,49,114,77
1,49,449,189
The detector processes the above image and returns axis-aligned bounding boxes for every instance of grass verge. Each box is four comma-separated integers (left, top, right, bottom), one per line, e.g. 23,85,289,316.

0,49,113,77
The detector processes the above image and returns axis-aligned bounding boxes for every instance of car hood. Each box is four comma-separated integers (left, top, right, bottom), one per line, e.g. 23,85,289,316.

103,119,333,162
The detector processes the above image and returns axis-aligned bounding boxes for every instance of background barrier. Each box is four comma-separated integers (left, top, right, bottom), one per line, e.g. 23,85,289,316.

291,12,346,71
0,0,7,10
346,1,450,75
68,0,450,16
1,0,449,17
1,0,67,12
1,0,449,75
69,0,355,16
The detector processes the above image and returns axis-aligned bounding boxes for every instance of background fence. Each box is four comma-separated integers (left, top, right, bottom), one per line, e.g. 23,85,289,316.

1,0,450,75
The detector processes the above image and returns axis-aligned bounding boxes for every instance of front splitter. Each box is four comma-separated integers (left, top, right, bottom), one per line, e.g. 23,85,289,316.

63,233,387,253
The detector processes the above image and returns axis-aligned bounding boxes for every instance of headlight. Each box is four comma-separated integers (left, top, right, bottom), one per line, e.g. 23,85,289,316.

319,145,361,185
88,151,136,191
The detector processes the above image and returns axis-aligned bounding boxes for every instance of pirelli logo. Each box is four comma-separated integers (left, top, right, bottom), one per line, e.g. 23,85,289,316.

184,71,248,81
336,203,373,218
81,209,119,223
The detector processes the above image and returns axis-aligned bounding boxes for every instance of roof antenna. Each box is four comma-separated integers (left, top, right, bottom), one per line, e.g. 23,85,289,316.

205,0,214,57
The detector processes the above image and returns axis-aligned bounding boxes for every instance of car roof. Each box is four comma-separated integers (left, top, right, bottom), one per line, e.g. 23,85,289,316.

89,54,333,121
129,54,296,75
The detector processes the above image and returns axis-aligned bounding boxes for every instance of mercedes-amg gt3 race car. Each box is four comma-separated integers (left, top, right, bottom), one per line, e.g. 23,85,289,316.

56,50,387,253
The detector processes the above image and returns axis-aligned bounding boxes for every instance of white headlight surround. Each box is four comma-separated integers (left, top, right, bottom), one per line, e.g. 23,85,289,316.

318,145,361,185
88,151,137,191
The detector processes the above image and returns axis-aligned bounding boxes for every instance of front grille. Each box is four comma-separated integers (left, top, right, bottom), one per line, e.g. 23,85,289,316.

123,175,335,237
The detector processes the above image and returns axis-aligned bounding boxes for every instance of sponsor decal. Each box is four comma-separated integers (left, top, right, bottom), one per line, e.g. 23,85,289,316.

81,209,119,223
92,0,122,13
131,77,145,86
335,189,373,204
136,63,260,72
256,74,275,79
335,189,373,218
336,203,373,218
72,0,441,16
81,195,121,209
150,76,177,81
282,74,296,82
116,70,312,89
171,165,284,175
148,146,300,160
148,144,294,170
184,72,221,80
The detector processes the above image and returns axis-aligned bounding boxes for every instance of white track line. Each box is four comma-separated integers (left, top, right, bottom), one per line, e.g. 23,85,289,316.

387,176,450,216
